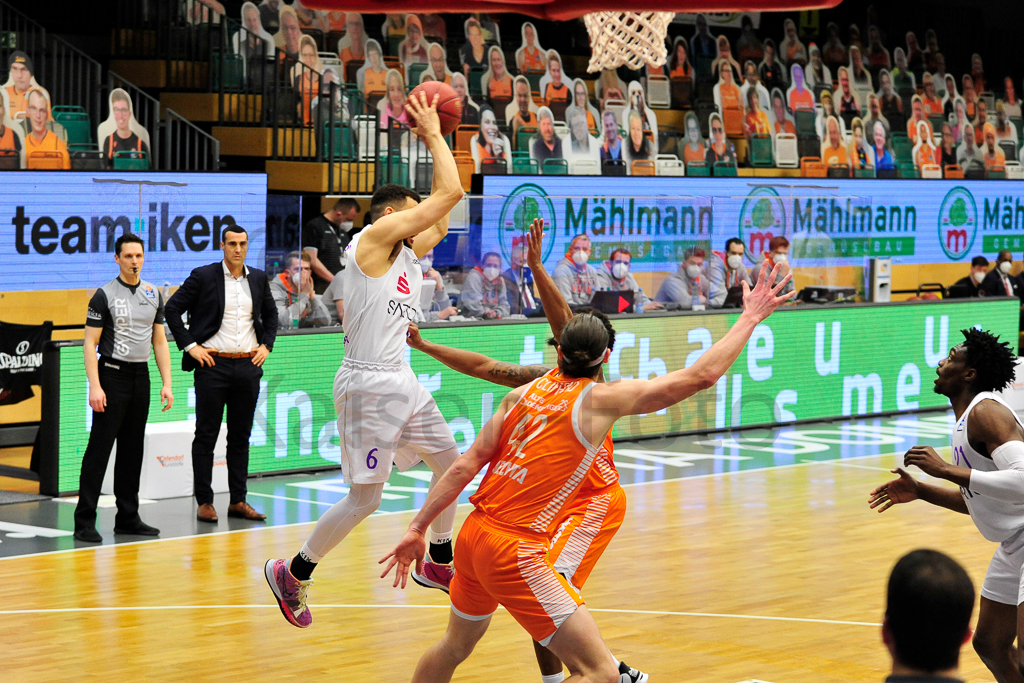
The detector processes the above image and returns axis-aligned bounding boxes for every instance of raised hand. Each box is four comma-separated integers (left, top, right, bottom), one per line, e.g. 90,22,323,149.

741,259,795,323
525,218,544,270
405,91,442,139
378,528,427,589
868,469,920,513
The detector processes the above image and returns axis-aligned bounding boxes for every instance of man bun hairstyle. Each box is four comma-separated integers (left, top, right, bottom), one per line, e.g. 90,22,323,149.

960,328,1017,393
370,184,421,223
555,309,616,379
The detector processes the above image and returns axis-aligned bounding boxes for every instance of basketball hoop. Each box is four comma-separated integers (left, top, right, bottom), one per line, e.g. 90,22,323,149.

583,11,675,72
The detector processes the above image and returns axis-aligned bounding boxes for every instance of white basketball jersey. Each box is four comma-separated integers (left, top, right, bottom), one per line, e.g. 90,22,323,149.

341,231,423,365
952,391,1024,542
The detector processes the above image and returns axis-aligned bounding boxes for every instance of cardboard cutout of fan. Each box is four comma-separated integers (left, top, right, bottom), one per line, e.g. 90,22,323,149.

407,80,463,135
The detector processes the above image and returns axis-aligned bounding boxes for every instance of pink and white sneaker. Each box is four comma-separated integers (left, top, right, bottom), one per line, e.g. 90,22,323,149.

411,560,454,594
264,558,313,628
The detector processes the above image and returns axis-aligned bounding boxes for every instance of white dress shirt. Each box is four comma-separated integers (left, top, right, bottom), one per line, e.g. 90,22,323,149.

186,262,259,354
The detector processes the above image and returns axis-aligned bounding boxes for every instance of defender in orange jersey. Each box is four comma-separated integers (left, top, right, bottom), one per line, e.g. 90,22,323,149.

381,258,794,683
405,218,644,681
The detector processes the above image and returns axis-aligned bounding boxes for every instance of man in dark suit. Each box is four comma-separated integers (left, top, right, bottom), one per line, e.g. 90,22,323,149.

947,255,988,298
165,225,277,523
981,250,1022,298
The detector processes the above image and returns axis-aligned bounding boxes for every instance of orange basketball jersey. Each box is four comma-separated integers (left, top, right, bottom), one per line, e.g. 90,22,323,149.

471,370,608,535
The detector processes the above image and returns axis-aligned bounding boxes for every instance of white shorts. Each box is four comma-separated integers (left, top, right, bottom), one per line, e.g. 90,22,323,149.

982,529,1024,606
334,358,457,485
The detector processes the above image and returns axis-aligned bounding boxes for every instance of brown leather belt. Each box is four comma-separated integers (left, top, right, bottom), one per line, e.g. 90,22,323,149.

207,350,257,359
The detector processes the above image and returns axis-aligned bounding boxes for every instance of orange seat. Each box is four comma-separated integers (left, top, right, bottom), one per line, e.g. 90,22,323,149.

455,155,475,192
631,159,656,176
28,151,64,170
722,106,744,138
944,164,964,179
455,125,478,153
800,156,826,178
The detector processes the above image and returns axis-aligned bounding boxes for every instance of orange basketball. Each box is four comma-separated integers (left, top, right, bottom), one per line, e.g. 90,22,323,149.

407,81,463,136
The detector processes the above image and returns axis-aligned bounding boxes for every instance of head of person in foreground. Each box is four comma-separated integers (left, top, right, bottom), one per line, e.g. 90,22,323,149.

549,309,617,380
883,549,974,678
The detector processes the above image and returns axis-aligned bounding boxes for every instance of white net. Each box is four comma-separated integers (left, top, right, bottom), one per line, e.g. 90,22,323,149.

583,11,675,72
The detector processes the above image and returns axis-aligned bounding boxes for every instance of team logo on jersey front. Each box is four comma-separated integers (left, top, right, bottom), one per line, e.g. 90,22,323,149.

143,285,156,299
397,272,411,295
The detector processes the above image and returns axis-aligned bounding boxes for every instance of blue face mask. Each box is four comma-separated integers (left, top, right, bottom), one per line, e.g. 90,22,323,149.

420,258,432,273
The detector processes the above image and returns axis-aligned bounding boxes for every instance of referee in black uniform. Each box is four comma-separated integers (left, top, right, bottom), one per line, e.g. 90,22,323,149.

74,233,174,543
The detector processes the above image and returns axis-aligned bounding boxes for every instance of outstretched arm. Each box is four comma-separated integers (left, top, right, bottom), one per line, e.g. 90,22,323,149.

868,467,969,514
593,261,794,418
407,323,549,388
358,92,464,264
379,388,521,587
525,218,571,341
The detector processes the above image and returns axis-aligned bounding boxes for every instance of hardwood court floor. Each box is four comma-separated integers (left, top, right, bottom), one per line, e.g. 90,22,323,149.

0,446,999,682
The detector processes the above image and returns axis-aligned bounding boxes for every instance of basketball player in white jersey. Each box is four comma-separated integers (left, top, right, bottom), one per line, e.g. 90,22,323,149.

265,91,465,628
869,328,1024,683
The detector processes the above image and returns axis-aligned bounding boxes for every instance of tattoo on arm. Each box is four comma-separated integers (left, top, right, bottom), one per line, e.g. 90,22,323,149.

487,363,551,388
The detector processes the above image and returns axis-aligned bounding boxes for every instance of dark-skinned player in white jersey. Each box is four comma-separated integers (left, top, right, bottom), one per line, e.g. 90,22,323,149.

869,329,1024,683
265,91,465,628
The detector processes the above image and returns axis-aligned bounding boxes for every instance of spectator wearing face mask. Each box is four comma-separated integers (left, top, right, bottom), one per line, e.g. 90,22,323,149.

552,234,601,307
458,252,510,319
948,256,988,298
982,250,1022,298
752,236,795,297
708,238,752,308
418,248,458,321
501,236,539,316
655,248,710,309
595,248,663,312
270,251,331,328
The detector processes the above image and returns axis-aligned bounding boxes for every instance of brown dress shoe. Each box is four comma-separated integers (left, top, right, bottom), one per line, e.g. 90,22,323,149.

227,501,267,521
197,503,218,523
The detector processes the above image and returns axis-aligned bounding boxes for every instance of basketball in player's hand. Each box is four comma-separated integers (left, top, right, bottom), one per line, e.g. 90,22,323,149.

407,81,462,136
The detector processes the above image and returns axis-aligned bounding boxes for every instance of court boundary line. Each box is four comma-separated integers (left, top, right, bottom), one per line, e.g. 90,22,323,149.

0,450,902,564
0,602,880,627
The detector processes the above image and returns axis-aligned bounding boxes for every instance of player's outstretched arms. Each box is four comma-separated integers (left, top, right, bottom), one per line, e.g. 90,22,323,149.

526,218,572,342
592,260,794,418
379,387,523,587
361,92,463,254
869,467,968,514
406,323,549,388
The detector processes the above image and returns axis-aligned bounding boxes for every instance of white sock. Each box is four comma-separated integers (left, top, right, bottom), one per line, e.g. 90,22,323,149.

541,674,565,683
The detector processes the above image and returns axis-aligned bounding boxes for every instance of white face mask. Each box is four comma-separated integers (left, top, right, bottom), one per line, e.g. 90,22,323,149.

420,258,432,273
483,266,500,281
611,262,629,279
727,254,743,270
685,263,701,279
973,270,986,283
291,271,301,285
773,253,788,265
339,220,355,233
571,250,589,266
1000,261,1013,274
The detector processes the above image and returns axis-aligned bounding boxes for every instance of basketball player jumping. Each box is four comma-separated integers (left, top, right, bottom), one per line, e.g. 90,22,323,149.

406,218,647,683
265,91,465,628
869,329,1024,683
382,260,794,682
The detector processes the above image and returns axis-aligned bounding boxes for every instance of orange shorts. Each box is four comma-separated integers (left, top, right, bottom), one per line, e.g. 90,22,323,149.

549,484,627,592
449,510,584,646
